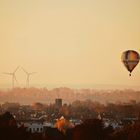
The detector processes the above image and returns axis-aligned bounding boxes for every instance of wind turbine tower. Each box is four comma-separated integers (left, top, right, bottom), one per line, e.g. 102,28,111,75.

22,67,37,88
3,66,19,88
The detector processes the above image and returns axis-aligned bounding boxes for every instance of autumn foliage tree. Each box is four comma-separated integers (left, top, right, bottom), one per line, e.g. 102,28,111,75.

55,116,74,134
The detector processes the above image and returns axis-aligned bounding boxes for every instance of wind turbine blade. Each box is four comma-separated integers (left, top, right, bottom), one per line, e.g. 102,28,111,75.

29,72,37,75
22,67,28,74
14,75,18,84
2,72,12,75
14,66,19,73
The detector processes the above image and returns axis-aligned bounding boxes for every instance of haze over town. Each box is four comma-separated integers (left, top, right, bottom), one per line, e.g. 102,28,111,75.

1,1,140,140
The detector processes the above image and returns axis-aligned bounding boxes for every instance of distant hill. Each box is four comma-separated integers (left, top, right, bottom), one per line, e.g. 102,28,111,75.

0,87,140,105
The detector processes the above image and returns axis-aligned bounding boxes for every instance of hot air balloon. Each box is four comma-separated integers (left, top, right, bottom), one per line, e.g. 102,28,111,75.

121,50,140,76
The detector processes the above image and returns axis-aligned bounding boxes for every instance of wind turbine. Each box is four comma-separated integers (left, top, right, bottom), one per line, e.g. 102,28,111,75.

22,67,37,88
3,66,19,88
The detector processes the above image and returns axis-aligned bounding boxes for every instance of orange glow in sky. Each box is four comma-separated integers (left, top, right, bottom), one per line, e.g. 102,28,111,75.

0,0,140,88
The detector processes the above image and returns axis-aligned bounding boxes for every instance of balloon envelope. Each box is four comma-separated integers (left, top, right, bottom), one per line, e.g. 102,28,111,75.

121,50,140,76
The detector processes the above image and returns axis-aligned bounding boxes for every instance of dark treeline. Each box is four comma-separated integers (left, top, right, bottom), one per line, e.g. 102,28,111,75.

1,112,140,140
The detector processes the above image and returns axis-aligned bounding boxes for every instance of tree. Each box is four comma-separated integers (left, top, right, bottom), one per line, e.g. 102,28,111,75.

73,119,112,140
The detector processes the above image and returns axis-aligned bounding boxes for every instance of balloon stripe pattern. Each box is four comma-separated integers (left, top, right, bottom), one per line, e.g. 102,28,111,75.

121,50,140,76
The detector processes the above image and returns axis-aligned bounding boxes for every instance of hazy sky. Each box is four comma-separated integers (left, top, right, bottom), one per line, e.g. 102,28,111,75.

0,0,140,88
